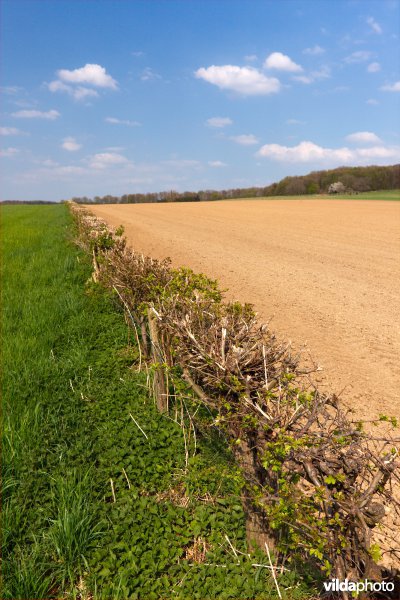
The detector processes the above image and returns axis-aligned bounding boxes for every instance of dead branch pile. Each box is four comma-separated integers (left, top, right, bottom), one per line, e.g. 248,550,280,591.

71,203,399,593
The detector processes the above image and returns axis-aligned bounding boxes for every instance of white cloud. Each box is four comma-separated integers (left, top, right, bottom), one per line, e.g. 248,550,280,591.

303,45,325,56
367,16,382,34
344,51,373,64
105,117,140,126
0,86,22,95
48,80,70,93
293,75,313,84
286,119,305,125
61,137,82,152
381,81,400,92
89,152,129,169
257,141,330,162
345,131,382,145
140,67,161,81
0,126,24,136
104,146,125,152
15,164,88,185
367,61,381,73
293,65,331,84
312,65,331,79
356,146,396,159
132,51,145,57
256,140,400,164
231,134,259,145
12,109,60,120
195,65,280,96
0,147,19,157
55,165,86,176
264,52,303,72
48,80,99,101
73,87,100,101
208,160,227,167
206,117,233,128
57,64,118,89
244,54,258,62
366,98,379,105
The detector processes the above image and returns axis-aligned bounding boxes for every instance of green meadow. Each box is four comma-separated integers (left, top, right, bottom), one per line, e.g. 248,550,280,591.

230,189,400,202
1,204,316,599
325,189,400,201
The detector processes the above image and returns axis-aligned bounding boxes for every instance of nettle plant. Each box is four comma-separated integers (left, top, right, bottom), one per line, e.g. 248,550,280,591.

71,203,399,591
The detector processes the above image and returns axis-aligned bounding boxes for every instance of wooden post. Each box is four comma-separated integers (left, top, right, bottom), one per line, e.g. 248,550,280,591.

148,309,168,413
139,317,150,359
234,439,275,552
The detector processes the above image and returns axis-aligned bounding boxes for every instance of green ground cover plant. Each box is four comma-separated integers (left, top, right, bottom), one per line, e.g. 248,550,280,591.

1,205,317,599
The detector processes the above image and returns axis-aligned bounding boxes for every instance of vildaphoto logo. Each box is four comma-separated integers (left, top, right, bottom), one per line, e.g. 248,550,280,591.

323,578,394,594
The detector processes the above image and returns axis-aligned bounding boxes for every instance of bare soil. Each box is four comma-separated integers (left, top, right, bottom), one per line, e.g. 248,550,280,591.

89,199,400,422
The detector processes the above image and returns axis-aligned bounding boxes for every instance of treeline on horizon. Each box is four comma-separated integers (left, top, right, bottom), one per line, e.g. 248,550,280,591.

71,164,400,204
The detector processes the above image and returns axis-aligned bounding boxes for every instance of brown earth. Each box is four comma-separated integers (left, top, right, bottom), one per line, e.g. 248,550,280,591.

89,198,400,422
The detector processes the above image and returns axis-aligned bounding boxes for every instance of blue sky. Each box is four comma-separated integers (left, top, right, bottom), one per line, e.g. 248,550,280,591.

1,0,399,201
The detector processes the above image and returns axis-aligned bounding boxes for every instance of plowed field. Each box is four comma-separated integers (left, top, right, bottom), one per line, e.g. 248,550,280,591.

89,199,400,421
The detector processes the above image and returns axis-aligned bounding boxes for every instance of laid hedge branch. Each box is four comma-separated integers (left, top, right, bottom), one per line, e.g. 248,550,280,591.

70,203,399,593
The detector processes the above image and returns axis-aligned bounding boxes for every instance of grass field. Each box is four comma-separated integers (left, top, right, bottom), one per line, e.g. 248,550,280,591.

1,204,317,599
222,189,400,202
324,189,400,201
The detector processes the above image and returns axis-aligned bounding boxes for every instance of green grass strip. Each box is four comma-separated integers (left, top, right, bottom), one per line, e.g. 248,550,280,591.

1,204,316,599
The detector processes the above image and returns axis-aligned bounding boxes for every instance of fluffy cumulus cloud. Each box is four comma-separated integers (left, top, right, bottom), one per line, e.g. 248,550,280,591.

231,134,259,145
12,109,60,120
57,64,117,89
61,137,82,152
264,52,303,72
367,16,382,34
345,131,382,145
105,117,140,126
356,146,398,159
48,63,117,101
48,80,99,101
257,141,331,162
381,81,400,92
195,65,280,96
257,140,400,164
206,117,233,128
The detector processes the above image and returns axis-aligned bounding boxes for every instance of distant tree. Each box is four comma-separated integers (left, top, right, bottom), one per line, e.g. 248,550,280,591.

306,181,319,194
328,181,346,194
